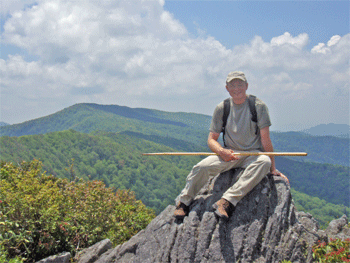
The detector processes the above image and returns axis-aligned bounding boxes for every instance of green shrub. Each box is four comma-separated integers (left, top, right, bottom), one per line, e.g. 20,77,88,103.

0,244,24,263
312,238,350,262
0,160,155,262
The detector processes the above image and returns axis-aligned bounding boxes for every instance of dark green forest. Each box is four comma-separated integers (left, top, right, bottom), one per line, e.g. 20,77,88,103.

0,103,349,229
0,130,202,214
1,103,348,167
270,132,349,167
1,129,349,228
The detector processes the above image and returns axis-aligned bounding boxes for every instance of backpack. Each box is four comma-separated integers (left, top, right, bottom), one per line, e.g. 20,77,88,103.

221,95,258,146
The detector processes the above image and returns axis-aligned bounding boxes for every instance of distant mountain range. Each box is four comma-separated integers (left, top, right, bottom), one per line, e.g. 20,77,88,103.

0,103,211,146
1,103,348,166
0,122,9,126
2,105,348,137
302,123,349,138
1,102,349,225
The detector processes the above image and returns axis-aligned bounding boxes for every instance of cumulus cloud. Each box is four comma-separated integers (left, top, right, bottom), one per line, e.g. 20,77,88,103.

0,0,349,131
327,35,341,46
0,0,35,15
271,32,309,49
311,35,342,54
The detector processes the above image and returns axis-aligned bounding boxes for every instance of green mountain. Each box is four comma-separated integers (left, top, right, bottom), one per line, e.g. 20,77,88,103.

1,103,349,227
1,130,349,226
0,103,211,147
271,132,349,167
0,130,202,214
275,156,349,206
302,123,349,138
1,103,349,167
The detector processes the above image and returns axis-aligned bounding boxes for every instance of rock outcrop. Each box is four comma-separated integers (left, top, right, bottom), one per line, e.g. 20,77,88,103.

36,252,71,263
39,168,349,263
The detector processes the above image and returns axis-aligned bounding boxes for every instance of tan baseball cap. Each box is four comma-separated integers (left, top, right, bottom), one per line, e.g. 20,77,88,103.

226,71,247,83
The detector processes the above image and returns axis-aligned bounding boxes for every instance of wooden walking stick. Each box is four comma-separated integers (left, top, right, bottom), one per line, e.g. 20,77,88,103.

142,152,307,156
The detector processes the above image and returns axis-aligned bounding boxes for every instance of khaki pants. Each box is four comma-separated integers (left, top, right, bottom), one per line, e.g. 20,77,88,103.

177,152,271,206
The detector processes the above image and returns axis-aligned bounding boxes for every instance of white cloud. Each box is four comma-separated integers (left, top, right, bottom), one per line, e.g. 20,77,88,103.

0,0,36,15
311,34,343,54
0,0,349,131
271,32,309,49
327,35,341,46
160,11,187,36
311,43,330,54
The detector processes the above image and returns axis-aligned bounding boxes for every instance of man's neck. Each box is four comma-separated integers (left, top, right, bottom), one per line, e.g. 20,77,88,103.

232,95,247,105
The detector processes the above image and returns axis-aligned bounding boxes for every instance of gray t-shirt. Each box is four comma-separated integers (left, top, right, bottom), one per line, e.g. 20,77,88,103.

209,95,271,151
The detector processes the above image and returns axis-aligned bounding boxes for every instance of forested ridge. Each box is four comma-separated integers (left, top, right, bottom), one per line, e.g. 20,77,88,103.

271,131,349,167
1,103,348,166
1,129,348,228
0,103,211,147
0,130,203,214
1,103,349,229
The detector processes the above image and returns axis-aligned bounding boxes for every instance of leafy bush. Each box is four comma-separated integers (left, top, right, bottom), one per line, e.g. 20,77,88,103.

0,160,155,262
0,245,23,263
312,238,350,262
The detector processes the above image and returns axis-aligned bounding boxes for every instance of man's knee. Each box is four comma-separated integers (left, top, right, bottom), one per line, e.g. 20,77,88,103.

190,161,211,177
192,156,219,173
258,155,271,170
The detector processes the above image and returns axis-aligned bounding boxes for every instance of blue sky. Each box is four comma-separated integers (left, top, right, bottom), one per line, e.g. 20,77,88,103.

164,1,349,49
0,0,349,131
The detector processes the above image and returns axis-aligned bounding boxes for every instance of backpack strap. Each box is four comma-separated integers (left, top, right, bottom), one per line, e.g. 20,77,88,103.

221,98,231,147
247,95,259,135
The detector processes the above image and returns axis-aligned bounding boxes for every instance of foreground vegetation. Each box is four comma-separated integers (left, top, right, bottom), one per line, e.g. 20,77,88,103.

0,160,155,262
1,160,349,263
312,238,350,262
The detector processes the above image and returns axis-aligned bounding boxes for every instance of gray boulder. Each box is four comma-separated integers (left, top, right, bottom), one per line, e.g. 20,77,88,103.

41,168,349,263
77,168,337,262
36,252,71,263
326,214,350,240
75,239,113,263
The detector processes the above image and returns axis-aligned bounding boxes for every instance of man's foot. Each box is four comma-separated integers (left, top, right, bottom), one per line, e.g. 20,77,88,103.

212,198,235,220
174,202,189,219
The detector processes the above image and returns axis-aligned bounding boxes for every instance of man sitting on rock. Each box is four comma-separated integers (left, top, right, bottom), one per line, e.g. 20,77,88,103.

174,71,288,220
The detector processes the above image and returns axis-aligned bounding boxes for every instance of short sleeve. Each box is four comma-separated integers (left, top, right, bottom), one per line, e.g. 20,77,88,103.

209,101,225,134
256,99,271,129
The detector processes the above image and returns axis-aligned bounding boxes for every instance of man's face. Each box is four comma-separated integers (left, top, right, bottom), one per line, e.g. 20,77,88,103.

226,79,248,101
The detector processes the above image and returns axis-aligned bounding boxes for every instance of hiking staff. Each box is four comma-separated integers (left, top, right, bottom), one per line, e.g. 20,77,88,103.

142,152,307,157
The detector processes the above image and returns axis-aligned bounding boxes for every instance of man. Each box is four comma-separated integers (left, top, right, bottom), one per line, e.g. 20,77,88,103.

174,71,288,220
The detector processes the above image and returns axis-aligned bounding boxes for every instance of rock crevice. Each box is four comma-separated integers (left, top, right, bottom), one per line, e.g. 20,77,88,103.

92,168,323,263
38,168,349,263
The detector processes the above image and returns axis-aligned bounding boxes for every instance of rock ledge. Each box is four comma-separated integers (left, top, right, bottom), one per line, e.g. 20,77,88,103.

39,169,349,263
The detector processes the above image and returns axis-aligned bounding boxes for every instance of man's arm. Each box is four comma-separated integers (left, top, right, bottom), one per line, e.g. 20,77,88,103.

260,126,289,182
208,132,239,162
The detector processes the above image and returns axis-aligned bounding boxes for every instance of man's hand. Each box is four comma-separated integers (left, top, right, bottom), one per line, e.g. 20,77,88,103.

260,127,289,184
270,169,289,184
218,148,239,162
208,132,239,162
